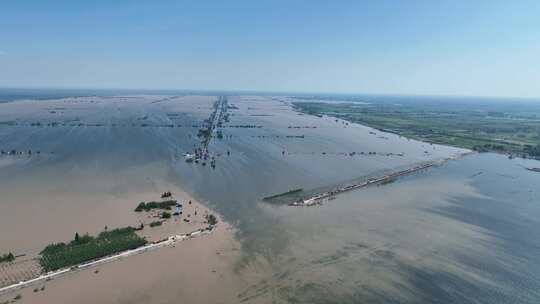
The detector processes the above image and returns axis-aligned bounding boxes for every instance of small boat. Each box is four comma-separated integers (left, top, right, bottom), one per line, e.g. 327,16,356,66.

184,153,195,163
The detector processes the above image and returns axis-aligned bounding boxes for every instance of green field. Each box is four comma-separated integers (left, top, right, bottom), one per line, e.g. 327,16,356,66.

293,99,540,158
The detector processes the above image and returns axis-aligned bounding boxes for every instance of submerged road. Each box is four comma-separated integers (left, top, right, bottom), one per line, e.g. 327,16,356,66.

202,96,227,150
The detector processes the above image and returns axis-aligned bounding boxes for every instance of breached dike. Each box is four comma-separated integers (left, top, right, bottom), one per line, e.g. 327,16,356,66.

289,151,475,207
262,188,303,201
0,225,217,296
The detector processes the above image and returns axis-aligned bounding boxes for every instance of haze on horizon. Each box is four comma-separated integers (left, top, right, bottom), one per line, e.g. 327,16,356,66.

0,0,539,98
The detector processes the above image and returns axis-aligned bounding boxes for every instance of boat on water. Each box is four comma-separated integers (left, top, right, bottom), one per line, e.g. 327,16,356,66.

526,167,540,173
184,153,195,163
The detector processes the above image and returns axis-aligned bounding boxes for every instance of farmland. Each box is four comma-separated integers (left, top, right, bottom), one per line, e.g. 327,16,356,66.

293,97,540,157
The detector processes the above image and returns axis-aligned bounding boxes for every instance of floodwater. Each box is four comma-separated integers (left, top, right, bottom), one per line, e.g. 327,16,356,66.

245,153,540,303
1,92,539,303
172,96,540,303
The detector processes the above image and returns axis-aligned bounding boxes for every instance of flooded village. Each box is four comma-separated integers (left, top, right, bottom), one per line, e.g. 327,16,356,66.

2,1,539,303
0,94,539,304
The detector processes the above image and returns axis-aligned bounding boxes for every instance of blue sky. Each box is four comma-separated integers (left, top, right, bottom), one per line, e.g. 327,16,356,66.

0,0,539,97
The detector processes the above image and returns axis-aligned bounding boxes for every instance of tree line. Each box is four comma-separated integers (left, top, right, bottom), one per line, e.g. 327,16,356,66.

39,227,147,272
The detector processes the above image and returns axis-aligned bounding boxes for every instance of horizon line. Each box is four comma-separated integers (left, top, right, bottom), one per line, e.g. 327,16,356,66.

1,86,539,101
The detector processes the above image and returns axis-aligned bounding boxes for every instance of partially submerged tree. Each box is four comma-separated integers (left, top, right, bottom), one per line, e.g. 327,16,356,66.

0,252,15,263
207,214,218,226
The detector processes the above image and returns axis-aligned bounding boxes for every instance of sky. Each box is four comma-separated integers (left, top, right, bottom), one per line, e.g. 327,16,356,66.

0,0,539,98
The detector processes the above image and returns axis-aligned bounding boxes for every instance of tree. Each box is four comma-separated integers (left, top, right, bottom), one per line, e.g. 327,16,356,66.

135,202,146,212
39,227,147,272
74,232,80,243
531,144,540,157
1,252,15,263
207,214,218,226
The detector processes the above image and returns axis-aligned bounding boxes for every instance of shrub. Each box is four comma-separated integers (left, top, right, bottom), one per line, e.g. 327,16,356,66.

134,202,146,212
134,200,177,212
0,252,15,263
207,214,218,226
149,221,163,227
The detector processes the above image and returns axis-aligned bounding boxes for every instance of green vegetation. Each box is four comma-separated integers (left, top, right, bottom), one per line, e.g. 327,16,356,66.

161,211,171,219
72,232,94,245
0,252,15,263
135,200,177,212
525,144,540,157
207,214,218,226
39,227,147,272
293,100,540,158
149,221,163,227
